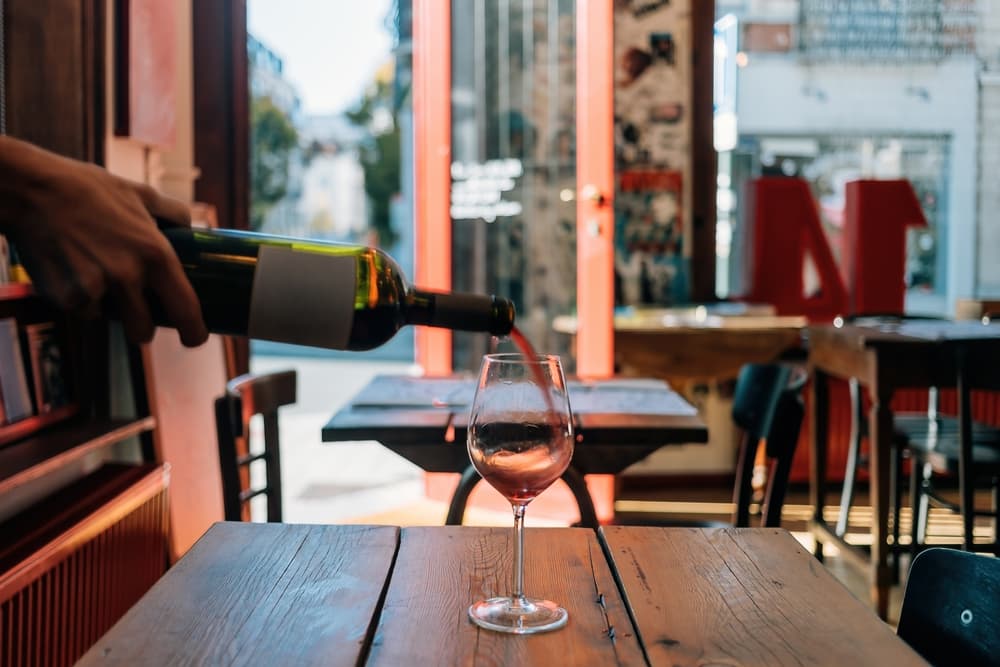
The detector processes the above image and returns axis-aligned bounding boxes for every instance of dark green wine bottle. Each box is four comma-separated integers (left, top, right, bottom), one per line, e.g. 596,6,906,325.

160,228,515,351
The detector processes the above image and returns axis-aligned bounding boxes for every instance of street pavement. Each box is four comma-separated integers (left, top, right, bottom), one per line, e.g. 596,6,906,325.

249,352,425,524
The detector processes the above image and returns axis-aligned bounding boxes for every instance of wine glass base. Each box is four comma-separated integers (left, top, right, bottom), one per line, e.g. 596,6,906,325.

468,596,568,634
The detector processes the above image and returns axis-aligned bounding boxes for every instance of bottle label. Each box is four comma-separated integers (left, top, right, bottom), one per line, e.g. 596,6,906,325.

248,245,355,349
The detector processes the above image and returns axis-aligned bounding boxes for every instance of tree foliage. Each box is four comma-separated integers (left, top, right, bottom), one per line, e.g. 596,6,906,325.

346,79,400,247
250,96,298,230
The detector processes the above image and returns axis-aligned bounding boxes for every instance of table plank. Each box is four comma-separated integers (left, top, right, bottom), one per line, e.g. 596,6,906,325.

78,523,399,666
368,527,645,666
601,526,927,667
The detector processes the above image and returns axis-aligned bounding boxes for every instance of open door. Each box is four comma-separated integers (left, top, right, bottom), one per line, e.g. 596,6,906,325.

413,0,618,522
414,0,617,376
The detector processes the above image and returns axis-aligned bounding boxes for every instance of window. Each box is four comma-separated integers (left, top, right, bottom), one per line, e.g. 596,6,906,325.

715,0,996,312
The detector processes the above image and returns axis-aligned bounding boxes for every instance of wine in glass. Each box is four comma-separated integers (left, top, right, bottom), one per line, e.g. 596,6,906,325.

466,353,574,634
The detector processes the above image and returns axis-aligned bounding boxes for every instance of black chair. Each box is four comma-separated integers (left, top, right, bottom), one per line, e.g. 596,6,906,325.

620,362,807,529
215,370,297,522
836,314,946,541
835,316,1000,565
903,348,1000,557
897,548,1000,667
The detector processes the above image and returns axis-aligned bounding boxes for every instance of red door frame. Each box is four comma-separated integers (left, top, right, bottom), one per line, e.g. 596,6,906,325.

575,0,615,379
413,0,453,375
414,0,616,378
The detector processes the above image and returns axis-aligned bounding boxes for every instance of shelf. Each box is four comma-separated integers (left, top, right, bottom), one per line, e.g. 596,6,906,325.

0,416,156,495
0,283,34,301
0,405,79,449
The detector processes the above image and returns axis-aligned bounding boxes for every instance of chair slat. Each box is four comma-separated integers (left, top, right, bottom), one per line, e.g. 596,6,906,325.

239,487,268,503
216,370,297,523
237,453,267,467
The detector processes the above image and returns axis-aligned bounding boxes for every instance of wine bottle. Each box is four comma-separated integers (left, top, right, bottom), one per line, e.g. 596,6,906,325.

158,227,515,351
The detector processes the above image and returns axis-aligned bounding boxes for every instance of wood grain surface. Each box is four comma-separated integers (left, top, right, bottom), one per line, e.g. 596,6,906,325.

615,328,803,383
77,523,399,666
601,526,927,667
367,527,645,667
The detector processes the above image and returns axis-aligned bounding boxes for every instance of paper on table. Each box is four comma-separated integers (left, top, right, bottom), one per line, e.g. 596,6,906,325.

351,375,696,417
569,385,698,416
351,376,475,408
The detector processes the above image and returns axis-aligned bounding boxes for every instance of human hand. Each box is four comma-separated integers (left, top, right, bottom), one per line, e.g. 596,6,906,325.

0,138,209,347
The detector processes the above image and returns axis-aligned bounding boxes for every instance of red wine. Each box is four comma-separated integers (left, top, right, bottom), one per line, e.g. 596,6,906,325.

472,328,572,504
470,421,573,503
510,325,559,425
155,228,515,350
509,326,537,361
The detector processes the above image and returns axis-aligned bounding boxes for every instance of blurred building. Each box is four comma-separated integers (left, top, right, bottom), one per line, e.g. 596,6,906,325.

248,33,305,236
248,33,302,123
248,33,379,246
294,114,369,242
716,0,998,314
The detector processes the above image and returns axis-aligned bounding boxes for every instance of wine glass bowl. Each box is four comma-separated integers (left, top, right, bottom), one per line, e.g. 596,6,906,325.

466,353,574,634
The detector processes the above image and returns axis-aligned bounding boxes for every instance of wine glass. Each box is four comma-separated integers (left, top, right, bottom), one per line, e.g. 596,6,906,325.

466,353,575,634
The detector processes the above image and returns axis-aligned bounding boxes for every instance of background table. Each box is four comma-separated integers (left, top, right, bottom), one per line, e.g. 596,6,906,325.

553,308,806,482
79,523,926,666
553,308,807,384
322,375,708,526
808,320,1000,619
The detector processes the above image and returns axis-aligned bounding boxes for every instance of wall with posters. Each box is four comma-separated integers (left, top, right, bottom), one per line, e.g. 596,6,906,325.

614,0,692,306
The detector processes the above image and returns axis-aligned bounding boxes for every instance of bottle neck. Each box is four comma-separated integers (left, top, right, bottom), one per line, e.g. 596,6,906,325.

405,289,515,336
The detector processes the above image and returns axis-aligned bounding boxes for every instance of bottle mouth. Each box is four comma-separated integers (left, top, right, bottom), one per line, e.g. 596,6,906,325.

491,296,516,335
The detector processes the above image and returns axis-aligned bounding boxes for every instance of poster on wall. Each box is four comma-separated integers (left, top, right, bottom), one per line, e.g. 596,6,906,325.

615,169,687,305
614,0,692,306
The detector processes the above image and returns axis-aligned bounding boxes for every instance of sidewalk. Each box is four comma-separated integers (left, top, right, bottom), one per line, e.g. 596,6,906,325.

250,353,426,524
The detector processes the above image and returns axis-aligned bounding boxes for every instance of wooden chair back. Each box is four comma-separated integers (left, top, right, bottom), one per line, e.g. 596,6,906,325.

215,370,297,522
897,548,1000,666
731,363,807,528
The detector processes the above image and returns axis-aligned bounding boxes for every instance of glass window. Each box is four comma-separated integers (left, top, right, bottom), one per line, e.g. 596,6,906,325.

248,0,414,360
715,0,995,313
450,0,577,372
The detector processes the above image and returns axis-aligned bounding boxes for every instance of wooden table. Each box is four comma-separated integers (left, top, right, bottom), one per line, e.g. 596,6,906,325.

808,320,1000,620
553,308,807,384
79,523,926,666
322,375,707,527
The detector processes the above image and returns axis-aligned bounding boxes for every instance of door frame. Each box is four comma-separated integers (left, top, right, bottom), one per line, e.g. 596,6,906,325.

413,0,453,375
413,0,620,378
575,0,616,379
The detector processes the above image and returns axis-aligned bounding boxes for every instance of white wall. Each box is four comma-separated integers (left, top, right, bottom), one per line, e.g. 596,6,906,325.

736,56,980,314
978,75,1000,294
977,0,1000,295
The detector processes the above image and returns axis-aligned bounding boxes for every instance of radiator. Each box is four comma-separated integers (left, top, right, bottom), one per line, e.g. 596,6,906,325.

0,466,169,667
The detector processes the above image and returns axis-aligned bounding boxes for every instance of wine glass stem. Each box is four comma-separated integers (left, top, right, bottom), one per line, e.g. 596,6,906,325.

511,503,527,607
